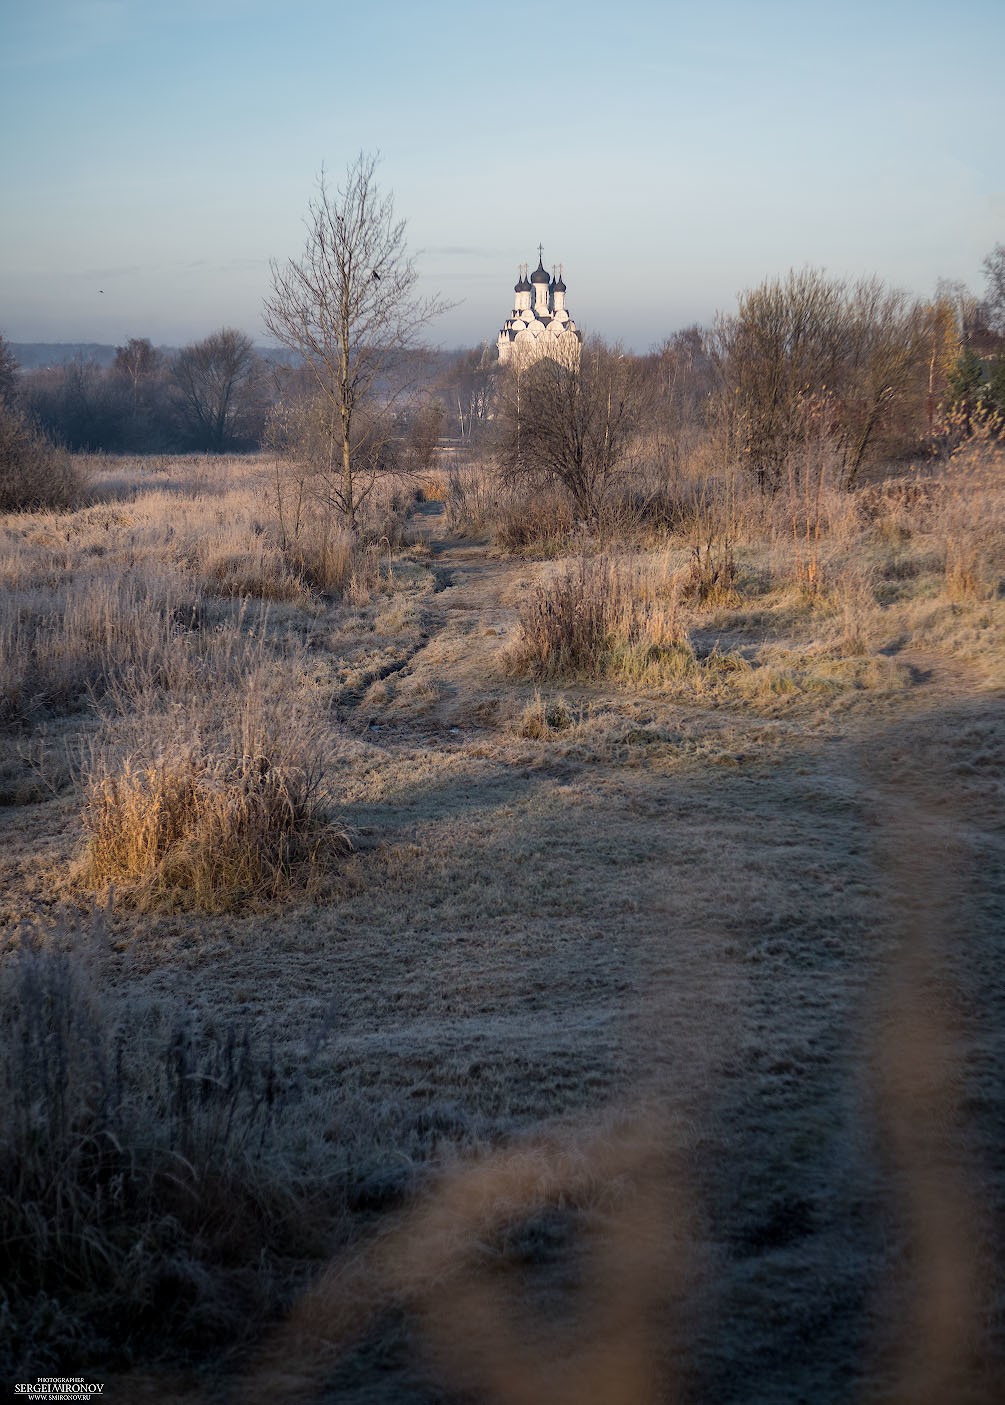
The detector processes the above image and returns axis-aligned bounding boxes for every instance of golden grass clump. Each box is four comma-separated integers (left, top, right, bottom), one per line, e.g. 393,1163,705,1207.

937,440,1005,603
418,472,449,503
78,690,348,911
517,690,576,738
507,554,690,683
280,517,357,595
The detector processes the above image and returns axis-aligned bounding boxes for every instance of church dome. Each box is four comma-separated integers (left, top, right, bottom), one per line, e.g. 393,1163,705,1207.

497,252,580,366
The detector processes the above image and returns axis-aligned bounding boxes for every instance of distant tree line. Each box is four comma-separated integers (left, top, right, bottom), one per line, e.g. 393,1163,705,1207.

2,228,1002,522
2,327,486,458
13,330,269,454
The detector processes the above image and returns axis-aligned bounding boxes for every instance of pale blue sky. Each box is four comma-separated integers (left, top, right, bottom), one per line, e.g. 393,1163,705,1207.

1,0,1002,350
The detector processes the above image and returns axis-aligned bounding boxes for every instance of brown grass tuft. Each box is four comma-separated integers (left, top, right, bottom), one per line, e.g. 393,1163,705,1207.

507,555,689,683
280,517,357,595
77,688,348,911
516,690,577,738
417,472,449,503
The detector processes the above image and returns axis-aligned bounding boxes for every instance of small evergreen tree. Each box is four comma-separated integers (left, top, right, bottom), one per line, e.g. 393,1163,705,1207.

945,346,986,433
982,356,1005,421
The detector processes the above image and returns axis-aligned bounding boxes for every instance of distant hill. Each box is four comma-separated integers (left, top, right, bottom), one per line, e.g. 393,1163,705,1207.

9,345,479,399
9,343,306,371
12,344,125,370
9,344,469,375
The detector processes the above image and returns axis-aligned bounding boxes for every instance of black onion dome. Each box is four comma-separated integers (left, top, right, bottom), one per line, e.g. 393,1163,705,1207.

530,258,550,284
553,273,566,292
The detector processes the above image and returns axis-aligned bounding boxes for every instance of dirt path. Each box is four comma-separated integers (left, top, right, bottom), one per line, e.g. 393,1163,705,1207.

309,513,1003,1403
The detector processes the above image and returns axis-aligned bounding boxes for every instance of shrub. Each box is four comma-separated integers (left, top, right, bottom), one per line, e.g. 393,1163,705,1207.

679,532,738,606
0,404,82,511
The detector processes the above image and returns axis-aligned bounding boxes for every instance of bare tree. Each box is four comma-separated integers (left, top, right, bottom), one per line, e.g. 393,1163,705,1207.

497,339,651,522
439,344,496,441
113,337,163,396
836,280,930,485
263,152,452,526
641,326,717,482
171,328,261,452
934,277,980,343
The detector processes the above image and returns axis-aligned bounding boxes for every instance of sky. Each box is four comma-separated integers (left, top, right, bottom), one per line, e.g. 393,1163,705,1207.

1,0,1003,353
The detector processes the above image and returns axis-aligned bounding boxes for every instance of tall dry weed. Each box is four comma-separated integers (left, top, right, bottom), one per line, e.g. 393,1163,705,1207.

938,443,1004,603
443,463,500,535
674,475,742,606
495,487,578,556
77,678,348,911
0,574,198,722
507,555,689,682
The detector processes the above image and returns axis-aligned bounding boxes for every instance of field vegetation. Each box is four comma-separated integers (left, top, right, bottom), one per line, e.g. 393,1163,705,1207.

1,240,1004,1401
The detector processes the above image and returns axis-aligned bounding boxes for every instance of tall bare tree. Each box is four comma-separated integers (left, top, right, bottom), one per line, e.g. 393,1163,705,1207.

263,152,452,526
113,337,163,396
497,340,651,522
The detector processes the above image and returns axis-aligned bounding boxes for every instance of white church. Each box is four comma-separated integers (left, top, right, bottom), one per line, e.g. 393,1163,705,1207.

497,248,582,366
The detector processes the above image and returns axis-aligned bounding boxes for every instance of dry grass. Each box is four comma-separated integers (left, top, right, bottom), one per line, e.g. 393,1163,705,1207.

417,471,450,503
495,487,579,556
516,689,578,738
496,438,1005,710
507,553,689,683
442,461,503,535
0,456,365,907
77,688,346,912
936,442,1005,604
0,914,347,1381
